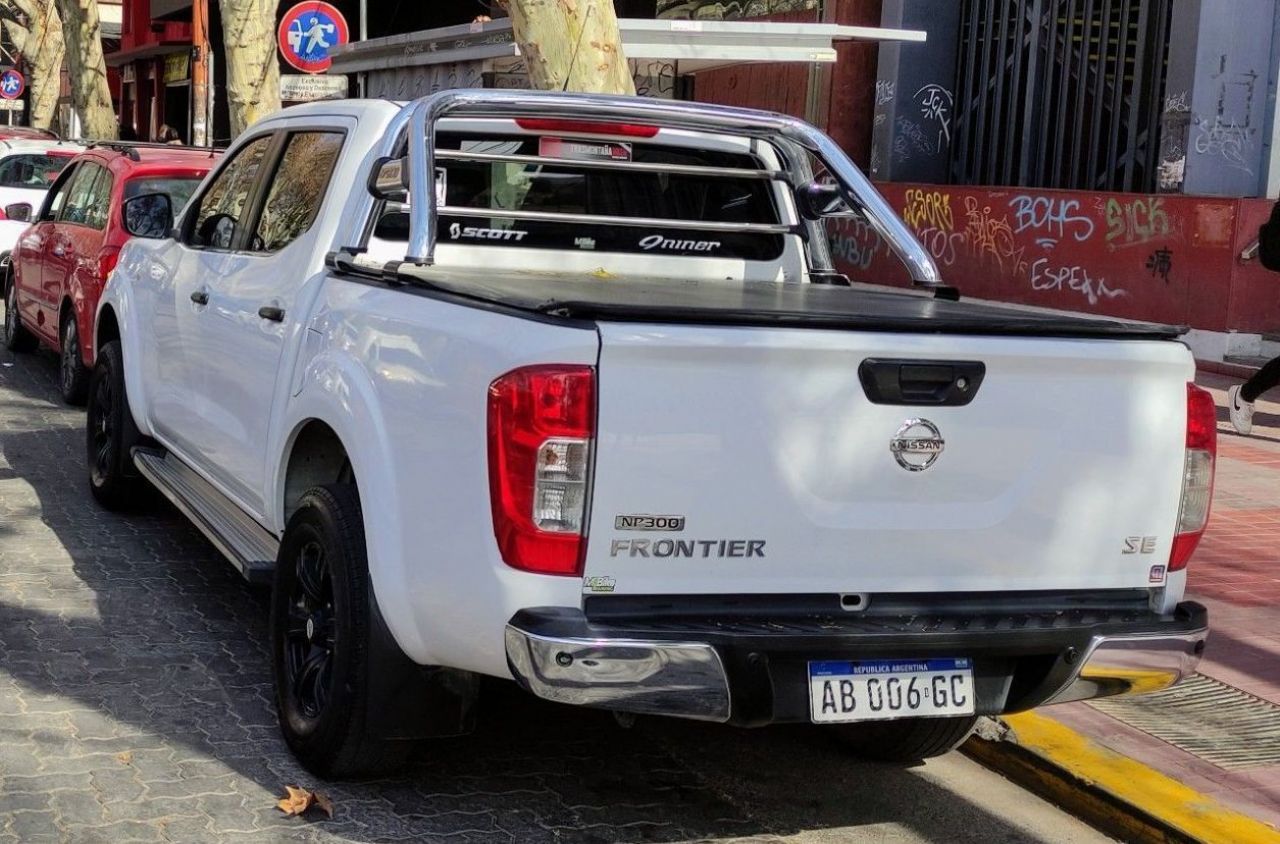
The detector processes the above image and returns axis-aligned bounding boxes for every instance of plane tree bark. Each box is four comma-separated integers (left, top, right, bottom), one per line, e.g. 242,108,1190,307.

55,0,115,138
218,0,280,138
1,0,65,130
496,0,635,95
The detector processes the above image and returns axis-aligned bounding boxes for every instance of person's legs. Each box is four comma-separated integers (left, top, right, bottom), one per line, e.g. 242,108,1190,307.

1241,355,1280,403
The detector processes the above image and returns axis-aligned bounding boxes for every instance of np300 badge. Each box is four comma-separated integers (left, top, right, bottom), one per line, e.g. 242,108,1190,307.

890,419,945,471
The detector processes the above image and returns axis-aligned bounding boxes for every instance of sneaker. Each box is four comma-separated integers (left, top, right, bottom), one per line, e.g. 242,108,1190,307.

1229,384,1254,435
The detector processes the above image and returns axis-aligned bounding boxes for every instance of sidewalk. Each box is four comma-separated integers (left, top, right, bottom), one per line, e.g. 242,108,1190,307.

1042,370,1280,832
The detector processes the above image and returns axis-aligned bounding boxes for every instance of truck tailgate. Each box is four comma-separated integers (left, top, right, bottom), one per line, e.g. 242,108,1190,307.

583,324,1192,596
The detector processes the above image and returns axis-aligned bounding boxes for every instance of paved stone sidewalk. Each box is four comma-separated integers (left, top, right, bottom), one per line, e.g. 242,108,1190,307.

0,334,1106,842
1051,372,1280,830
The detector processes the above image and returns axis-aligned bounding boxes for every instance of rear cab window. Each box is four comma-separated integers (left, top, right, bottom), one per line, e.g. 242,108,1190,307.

432,133,783,260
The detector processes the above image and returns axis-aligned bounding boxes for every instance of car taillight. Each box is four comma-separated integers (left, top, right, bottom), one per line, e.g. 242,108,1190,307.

488,365,595,576
514,118,659,138
1170,383,1217,571
98,247,121,280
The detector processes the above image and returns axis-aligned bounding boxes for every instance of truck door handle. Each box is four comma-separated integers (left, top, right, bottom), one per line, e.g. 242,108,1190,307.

859,359,986,407
190,290,209,305
258,305,285,322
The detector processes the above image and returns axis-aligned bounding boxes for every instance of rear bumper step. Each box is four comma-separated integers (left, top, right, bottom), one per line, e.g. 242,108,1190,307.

504,602,1207,725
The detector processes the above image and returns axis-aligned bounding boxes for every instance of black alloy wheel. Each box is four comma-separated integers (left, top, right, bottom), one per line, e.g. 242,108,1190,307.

284,539,337,720
86,341,146,510
60,313,89,404
4,278,35,352
271,484,414,778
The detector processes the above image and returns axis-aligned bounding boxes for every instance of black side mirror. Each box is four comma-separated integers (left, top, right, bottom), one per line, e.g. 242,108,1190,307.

122,193,174,239
5,202,32,222
796,181,859,221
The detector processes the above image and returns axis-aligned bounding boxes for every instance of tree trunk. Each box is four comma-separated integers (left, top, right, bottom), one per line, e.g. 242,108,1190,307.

497,0,635,95
218,0,280,138
56,0,114,139
3,0,65,130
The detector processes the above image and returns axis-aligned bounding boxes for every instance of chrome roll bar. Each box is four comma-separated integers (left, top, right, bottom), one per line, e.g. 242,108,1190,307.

388,89,940,286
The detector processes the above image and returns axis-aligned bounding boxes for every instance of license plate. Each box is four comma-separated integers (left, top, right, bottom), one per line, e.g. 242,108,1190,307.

808,658,975,723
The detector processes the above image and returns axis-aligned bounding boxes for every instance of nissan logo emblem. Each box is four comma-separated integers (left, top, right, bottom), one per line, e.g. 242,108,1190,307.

890,419,945,472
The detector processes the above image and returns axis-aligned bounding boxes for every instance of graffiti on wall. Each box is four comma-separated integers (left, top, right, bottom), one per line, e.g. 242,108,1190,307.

913,84,953,153
827,184,1234,325
1104,197,1171,247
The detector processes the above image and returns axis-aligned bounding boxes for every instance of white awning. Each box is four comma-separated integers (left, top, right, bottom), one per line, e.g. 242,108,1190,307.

329,18,925,77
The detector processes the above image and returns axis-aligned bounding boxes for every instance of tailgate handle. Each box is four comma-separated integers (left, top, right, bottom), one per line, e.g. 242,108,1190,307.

858,359,985,407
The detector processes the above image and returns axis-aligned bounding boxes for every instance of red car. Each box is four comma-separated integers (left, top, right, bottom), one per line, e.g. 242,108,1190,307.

3,142,219,403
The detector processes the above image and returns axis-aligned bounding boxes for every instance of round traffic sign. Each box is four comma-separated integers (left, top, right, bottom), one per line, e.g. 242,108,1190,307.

278,2,349,74
0,69,25,100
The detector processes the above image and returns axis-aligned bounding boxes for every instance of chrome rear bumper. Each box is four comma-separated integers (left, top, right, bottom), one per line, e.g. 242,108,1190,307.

1042,630,1207,705
504,603,1207,724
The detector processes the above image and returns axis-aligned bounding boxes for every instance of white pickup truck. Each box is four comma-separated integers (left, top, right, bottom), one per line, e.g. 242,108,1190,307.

91,90,1211,778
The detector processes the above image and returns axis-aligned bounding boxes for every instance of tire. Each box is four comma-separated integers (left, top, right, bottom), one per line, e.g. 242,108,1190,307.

59,310,90,405
832,715,979,763
271,484,414,779
86,341,147,510
3,275,36,353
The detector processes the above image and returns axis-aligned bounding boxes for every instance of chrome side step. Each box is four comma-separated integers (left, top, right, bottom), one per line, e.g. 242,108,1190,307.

132,448,277,585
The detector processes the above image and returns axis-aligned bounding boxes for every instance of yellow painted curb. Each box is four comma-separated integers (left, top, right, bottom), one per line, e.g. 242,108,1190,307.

965,711,1280,844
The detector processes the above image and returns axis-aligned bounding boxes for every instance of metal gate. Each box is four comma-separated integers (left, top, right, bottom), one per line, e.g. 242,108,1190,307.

950,0,1173,192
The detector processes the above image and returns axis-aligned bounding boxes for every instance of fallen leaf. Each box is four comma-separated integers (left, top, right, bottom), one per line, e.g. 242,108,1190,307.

115,751,133,765
275,785,334,819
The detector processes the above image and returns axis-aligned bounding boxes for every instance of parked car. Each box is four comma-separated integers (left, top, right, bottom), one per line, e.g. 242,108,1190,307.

0,138,82,273
0,126,60,142
91,92,1210,779
3,142,219,403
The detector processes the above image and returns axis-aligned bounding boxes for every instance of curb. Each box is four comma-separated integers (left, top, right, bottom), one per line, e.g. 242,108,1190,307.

963,712,1280,844
1197,359,1261,379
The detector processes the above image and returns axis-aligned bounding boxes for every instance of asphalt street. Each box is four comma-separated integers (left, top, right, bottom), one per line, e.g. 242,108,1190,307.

0,314,1109,843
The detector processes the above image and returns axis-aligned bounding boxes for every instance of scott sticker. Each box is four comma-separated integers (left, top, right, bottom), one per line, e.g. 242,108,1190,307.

448,223,527,242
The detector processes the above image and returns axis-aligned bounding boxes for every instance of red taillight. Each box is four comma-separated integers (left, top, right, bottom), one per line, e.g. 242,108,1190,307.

515,118,659,138
488,365,595,576
98,247,121,280
1170,383,1217,571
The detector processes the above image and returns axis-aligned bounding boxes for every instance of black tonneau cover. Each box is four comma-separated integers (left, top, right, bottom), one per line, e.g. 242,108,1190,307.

394,267,1185,340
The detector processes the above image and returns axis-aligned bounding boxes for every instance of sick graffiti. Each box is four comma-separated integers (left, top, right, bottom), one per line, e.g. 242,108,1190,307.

829,217,883,271
1009,195,1095,247
1105,197,1170,248
1030,258,1127,306
963,196,1026,273
1145,248,1173,283
901,189,953,232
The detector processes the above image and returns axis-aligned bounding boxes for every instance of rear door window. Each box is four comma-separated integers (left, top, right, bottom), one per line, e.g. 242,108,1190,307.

432,133,783,260
59,163,107,228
